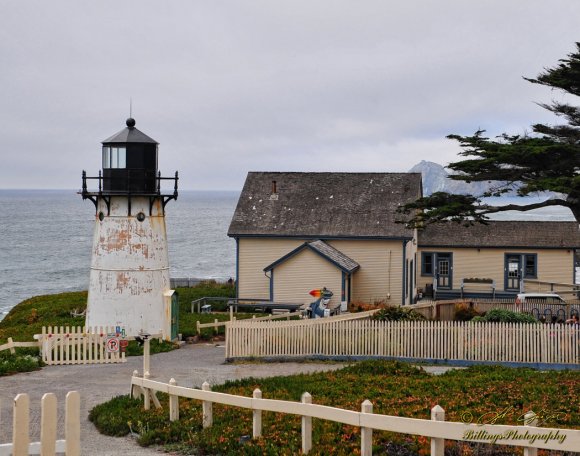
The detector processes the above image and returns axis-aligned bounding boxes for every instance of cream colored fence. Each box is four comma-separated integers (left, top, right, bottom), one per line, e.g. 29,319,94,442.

130,373,579,455
0,392,80,456
196,312,295,335
37,326,127,365
226,319,580,366
0,338,38,354
412,299,580,321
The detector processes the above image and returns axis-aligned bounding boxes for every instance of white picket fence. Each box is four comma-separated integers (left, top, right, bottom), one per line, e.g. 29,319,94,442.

37,326,127,365
0,392,80,456
130,373,580,455
226,319,580,366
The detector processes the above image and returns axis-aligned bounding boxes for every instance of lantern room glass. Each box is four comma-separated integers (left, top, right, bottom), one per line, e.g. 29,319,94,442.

102,146,126,169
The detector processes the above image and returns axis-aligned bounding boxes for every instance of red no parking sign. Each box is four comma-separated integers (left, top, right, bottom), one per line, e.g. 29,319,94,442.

105,336,120,353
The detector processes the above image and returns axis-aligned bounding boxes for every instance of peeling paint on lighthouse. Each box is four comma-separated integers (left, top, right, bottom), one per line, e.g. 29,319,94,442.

81,118,179,340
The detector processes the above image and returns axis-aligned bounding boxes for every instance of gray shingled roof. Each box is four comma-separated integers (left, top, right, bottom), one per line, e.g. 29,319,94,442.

228,172,422,238
264,240,360,273
102,124,158,144
418,221,580,248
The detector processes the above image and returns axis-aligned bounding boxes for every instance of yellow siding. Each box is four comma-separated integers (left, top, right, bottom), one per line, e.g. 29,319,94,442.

238,238,304,299
273,249,342,307
328,240,404,305
537,249,574,283
417,248,574,291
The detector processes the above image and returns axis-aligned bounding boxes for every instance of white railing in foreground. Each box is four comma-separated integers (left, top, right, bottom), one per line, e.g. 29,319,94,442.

226,319,579,366
36,326,127,365
0,392,80,456
130,373,579,455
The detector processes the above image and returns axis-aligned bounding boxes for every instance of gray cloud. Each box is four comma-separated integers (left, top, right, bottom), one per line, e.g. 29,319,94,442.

1,0,578,190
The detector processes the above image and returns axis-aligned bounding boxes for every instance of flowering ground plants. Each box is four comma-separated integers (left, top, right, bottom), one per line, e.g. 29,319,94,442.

90,360,579,455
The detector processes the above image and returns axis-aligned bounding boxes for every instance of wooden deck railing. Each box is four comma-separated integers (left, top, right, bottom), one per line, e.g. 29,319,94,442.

412,299,580,321
130,373,580,455
196,309,378,335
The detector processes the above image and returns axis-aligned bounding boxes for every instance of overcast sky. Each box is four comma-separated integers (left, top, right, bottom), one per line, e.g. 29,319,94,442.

1,1,579,191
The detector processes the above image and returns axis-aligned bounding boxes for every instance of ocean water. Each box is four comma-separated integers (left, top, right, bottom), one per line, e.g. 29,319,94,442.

0,190,238,319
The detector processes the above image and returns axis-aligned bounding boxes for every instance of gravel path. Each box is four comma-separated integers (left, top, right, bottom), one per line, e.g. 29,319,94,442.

0,344,346,455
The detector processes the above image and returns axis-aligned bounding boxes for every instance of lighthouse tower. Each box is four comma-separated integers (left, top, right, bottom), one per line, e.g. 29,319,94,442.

81,118,179,340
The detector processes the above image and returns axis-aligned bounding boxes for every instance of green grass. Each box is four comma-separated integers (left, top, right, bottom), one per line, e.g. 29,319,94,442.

0,291,88,343
0,281,236,345
89,360,580,455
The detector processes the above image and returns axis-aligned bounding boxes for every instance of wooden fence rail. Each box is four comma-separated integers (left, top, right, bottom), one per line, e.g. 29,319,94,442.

0,391,80,456
197,309,379,335
412,299,580,321
37,326,127,365
130,373,580,455
0,338,39,355
226,319,580,368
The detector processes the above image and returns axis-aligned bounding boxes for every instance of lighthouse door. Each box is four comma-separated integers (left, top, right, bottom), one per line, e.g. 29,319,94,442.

171,292,179,341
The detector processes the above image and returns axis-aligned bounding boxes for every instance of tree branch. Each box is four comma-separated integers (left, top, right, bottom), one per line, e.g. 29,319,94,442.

479,198,569,214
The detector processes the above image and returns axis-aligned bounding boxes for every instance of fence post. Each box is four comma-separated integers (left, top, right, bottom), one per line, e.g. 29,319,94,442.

361,399,373,456
430,405,445,456
13,393,30,456
202,382,213,428
253,389,262,438
301,392,312,454
131,370,141,399
65,391,81,456
196,320,201,335
214,319,218,335
523,411,538,456
143,371,151,410
143,338,151,376
40,393,57,455
8,337,15,354
169,378,179,421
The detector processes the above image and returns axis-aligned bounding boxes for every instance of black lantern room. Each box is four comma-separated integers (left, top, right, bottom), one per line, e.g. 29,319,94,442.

81,118,178,215
101,118,158,193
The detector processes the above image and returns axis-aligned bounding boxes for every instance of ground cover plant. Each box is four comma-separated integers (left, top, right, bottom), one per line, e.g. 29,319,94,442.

89,360,579,455
472,308,538,324
0,347,44,376
371,305,426,321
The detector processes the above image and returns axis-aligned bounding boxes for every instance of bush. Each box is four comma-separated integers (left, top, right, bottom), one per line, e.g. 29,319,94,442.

454,302,482,321
471,308,537,324
0,348,43,376
371,306,426,321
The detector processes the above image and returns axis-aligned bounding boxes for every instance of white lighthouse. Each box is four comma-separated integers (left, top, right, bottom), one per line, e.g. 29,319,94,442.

81,118,179,340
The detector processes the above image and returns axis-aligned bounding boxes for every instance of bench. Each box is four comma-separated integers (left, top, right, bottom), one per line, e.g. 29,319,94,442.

460,278,496,299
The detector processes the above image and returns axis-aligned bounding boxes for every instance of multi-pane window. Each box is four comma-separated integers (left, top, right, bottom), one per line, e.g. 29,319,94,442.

524,254,537,278
102,146,126,169
422,252,433,276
